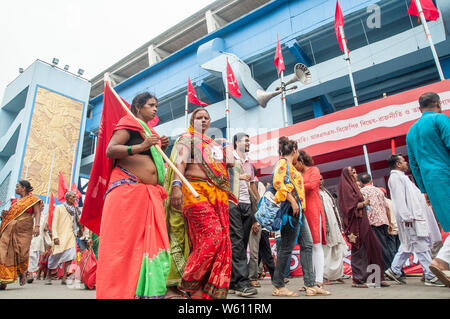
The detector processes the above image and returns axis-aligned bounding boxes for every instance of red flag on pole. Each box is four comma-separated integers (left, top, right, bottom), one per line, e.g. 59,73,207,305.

408,0,439,21
57,171,68,202
80,81,129,235
187,77,208,106
335,0,349,53
70,182,82,207
274,33,285,75
226,57,241,98
48,192,56,231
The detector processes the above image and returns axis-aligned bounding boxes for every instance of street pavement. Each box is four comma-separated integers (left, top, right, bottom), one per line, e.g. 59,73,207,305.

0,275,449,299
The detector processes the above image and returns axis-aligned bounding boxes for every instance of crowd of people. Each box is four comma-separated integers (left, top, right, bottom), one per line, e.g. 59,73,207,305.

0,91,448,299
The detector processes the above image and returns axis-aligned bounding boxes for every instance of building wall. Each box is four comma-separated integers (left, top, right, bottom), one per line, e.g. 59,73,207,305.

0,60,91,210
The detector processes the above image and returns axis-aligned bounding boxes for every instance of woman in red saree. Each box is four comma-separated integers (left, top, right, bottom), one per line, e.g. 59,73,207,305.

170,108,236,299
0,181,42,290
96,92,171,299
337,167,390,288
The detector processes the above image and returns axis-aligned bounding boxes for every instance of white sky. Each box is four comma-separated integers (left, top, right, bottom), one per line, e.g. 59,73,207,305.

0,0,214,103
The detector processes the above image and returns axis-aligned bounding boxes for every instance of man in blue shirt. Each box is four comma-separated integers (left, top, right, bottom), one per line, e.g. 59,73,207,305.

406,92,450,287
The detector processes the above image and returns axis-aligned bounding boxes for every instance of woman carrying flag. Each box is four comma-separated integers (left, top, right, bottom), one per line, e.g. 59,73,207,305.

96,92,171,299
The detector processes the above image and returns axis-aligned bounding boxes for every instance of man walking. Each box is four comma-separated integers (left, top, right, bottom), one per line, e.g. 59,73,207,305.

228,133,259,297
406,92,450,287
360,173,394,272
46,191,78,285
385,154,444,286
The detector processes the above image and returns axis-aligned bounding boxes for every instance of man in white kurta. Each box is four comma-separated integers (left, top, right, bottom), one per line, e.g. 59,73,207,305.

46,192,78,285
319,176,347,283
385,154,444,286
27,202,51,282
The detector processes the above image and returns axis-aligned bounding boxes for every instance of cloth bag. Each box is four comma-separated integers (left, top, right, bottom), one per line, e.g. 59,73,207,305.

79,248,97,289
255,159,294,232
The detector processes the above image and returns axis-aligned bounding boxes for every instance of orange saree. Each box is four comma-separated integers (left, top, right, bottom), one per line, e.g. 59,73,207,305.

0,195,41,284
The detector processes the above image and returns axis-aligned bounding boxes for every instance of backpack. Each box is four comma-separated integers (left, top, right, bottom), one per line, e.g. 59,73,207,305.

255,159,300,231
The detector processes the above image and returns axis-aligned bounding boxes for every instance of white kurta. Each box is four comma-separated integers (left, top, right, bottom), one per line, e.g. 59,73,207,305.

387,170,433,253
51,205,77,255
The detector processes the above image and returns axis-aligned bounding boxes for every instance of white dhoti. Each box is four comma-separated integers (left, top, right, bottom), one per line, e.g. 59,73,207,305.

48,247,76,270
28,251,40,273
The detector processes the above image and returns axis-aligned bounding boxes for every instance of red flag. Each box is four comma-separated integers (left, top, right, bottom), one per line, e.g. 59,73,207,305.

274,33,285,75
408,0,439,21
48,192,56,231
80,81,129,235
187,77,208,106
70,182,82,207
226,57,241,98
335,0,349,53
57,171,68,202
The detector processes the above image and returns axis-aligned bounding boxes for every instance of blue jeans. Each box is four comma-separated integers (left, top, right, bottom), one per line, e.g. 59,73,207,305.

272,221,300,288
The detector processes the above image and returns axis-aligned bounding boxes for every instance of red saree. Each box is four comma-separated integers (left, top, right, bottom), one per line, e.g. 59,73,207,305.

177,127,236,299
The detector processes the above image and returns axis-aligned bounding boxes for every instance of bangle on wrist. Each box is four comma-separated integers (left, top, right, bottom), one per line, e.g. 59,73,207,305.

127,145,133,156
172,180,182,188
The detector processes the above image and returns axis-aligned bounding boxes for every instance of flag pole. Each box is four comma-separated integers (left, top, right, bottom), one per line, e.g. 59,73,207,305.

414,0,445,81
185,94,189,130
24,159,30,180
280,71,289,127
107,82,200,198
69,144,77,186
45,151,55,205
339,25,359,106
225,78,231,142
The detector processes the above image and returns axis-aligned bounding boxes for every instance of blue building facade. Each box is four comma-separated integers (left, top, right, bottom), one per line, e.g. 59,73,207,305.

81,0,450,180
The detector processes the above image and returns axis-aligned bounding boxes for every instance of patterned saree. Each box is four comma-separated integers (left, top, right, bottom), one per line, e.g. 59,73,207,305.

177,126,237,299
0,195,41,284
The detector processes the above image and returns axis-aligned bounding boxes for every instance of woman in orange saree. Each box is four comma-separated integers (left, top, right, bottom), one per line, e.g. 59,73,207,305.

0,181,41,290
170,108,236,299
96,92,171,299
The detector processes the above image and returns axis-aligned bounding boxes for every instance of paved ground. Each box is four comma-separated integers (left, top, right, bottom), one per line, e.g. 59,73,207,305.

0,275,449,299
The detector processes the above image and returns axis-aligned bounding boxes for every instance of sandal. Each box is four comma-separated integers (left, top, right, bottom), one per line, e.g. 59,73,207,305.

312,285,331,295
272,287,299,297
299,286,317,296
380,281,391,288
352,282,369,288
429,265,450,288
0,283,6,290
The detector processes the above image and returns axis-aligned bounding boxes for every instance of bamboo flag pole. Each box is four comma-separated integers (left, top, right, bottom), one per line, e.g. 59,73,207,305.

69,144,77,185
107,81,200,198
45,151,55,205
185,95,189,130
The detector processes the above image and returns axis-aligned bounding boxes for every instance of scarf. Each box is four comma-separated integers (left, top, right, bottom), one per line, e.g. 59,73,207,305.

114,113,165,185
64,202,82,237
178,125,237,203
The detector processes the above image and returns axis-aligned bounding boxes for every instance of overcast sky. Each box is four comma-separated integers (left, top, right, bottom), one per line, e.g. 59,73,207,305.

0,0,214,102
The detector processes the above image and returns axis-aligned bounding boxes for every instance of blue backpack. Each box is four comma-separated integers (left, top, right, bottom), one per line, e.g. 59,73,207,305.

254,159,302,232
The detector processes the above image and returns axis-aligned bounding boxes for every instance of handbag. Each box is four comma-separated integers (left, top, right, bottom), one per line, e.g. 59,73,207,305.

246,181,259,214
79,248,97,290
255,159,294,232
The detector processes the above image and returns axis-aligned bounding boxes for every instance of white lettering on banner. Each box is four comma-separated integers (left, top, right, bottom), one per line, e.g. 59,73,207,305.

250,92,450,162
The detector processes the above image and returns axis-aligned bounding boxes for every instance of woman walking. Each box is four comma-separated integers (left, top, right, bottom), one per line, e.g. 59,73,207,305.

0,180,42,290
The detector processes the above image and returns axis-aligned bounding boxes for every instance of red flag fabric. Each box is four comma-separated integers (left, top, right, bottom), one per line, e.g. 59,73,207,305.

48,192,56,231
335,0,349,53
187,77,208,106
57,171,68,202
408,0,439,21
226,58,241,98
70,182,82,207
79,81,129,235
274,33,285,75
